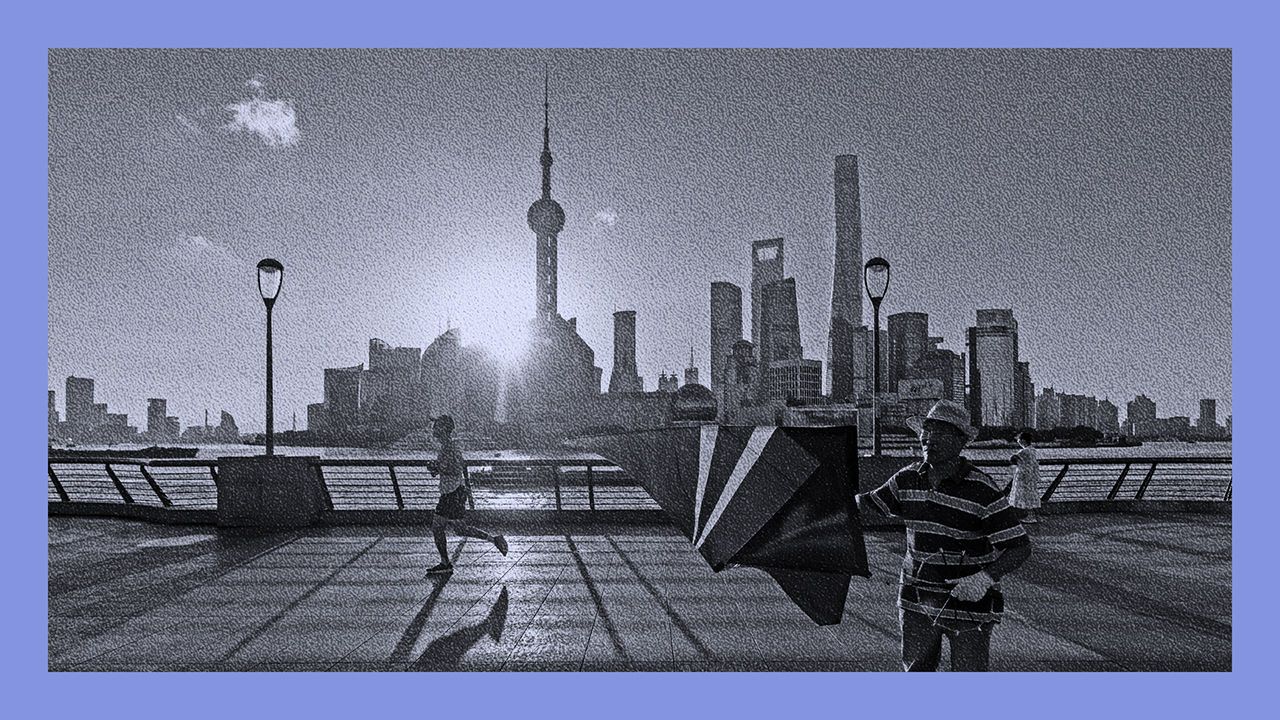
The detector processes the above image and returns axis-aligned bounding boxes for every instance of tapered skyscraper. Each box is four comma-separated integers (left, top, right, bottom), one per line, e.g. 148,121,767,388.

828,155,863,400
528,72,565,324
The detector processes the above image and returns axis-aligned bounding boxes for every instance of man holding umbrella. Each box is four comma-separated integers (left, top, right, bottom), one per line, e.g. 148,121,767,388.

855,400,1032,671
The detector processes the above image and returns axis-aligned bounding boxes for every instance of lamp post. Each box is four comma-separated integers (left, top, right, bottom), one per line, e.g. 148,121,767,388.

257,259,284,456
864,257,890,456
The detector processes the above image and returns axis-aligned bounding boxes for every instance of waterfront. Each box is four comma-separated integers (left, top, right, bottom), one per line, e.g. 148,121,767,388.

59,440,1232,464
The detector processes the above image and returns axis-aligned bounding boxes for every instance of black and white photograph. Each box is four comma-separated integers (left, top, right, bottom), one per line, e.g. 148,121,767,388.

47,48,1231,672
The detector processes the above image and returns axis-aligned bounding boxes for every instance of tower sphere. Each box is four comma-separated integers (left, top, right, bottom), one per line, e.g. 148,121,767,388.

528,197,565,236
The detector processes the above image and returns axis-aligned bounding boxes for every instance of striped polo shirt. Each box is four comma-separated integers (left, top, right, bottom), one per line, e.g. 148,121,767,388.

860,457,1029,626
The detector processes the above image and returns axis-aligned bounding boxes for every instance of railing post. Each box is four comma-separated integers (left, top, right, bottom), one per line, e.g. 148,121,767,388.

388,464,404,510
209,464,220,487
1134,463,1158,500
1106,463,1132,501
1224,482,1232,502
315,464,334,511
1041,463,1070,504
139,464,173,507
553,465,562,511
587,464,596,512
48,463,69,503
104,463,134,504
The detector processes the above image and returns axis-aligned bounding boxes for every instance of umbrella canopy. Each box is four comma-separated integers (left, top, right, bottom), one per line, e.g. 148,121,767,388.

576,424,869,625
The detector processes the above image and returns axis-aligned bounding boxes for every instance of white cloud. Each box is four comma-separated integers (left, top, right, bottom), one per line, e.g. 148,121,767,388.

174,233,237,260
592,208,618,228
224,97,300,147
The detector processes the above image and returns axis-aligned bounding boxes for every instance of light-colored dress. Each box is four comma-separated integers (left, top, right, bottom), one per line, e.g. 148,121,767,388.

1010,447,1041,510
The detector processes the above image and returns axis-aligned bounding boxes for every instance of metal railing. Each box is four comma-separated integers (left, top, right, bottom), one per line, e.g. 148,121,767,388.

48,454,1231,516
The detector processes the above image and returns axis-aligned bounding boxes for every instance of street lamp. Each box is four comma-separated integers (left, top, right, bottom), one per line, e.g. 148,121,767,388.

257,258,284,456
864,257,890,456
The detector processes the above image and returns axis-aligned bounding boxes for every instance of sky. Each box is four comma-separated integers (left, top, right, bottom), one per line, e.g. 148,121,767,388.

47,49,1231,432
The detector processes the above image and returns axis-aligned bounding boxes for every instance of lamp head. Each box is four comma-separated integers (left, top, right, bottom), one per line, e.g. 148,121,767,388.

257,258,284,306
864,257,890,302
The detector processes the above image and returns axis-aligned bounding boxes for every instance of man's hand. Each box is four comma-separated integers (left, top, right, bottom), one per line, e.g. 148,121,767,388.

950,570,994,602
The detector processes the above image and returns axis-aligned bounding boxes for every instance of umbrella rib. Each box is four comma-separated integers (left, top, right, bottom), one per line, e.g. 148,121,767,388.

695,427,774,549
692,425,718,542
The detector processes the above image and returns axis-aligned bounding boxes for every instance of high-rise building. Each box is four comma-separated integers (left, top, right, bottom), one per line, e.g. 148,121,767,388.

1098,399,1120,434
65,376,95,426
608,311,644,393
323,365,364,435
759,278,803,365
710,281,743,398
48,390,58,427
967,309,1020,427
905,348,966,405
147,398,170,440
828,154,864,400
1198,399,1218,430
1036,387,1061,429
750,238,785,358
888,312,929,392
1126,394,1157,434
1015,361,1034,429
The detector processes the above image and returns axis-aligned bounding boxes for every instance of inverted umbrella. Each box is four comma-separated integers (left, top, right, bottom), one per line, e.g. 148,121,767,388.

576,425,869,625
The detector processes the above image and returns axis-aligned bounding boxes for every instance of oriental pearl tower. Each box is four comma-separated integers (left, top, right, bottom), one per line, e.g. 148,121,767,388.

528,71,565,324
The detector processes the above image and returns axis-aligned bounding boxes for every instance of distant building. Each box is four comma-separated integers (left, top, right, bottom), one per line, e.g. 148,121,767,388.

657,372,680,393
967,309,1020,427
760,278,803,366
1098,399,1120,434
608,311,644,394
710,281,743,402
146,398,179,442
1197,399,1220,437
761,358,823,403
322,364,364,435
683,348,699,387
1015,361,1034,429
750,238,785,361
888,312,929,392
1127,394,1157,431
905,348,966,406
65,376,96,426
48,390,58,428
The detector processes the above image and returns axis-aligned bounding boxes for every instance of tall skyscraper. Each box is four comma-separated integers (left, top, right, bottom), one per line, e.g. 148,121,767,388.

528,72,565,324
759,278,803,365
710,281,743,397
967,309,1020,427
829,154,864,400
888,311,929,392
608,310,643,393
750,238,785,358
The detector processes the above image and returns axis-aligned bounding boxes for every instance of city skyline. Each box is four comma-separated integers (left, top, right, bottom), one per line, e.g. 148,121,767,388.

48,49,1231,430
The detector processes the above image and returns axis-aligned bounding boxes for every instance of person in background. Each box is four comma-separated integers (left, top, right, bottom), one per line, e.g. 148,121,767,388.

426,415,508,574
1009,430,1042,524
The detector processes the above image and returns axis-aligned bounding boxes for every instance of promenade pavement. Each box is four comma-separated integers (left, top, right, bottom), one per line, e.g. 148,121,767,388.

48,512,1230,671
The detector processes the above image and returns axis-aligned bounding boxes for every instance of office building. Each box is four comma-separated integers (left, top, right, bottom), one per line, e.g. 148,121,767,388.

967,309,1020,427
